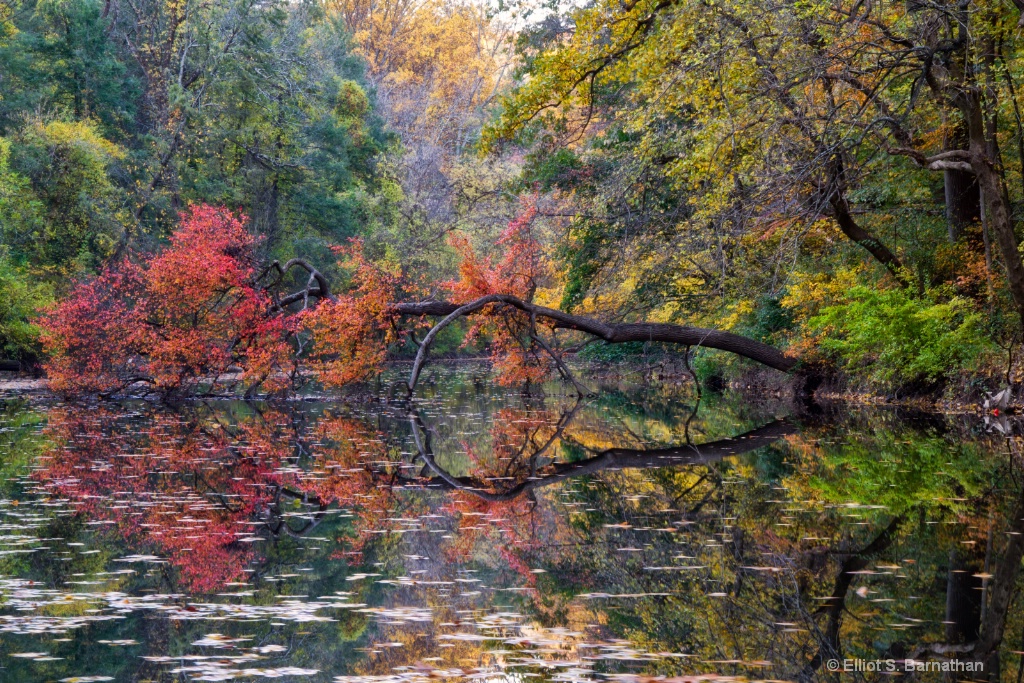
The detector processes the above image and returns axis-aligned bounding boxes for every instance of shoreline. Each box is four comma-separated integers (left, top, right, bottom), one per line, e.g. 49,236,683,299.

0,369,1001,417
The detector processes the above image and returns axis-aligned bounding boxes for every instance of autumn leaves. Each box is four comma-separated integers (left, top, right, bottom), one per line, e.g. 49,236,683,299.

38,201,555,396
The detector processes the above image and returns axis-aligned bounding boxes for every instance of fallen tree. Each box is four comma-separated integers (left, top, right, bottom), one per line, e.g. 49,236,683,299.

40,203,800,397
392,295,797,395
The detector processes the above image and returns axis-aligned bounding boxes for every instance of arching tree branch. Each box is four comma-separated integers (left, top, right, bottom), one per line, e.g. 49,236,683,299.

394,294,798,394
262,258,335,310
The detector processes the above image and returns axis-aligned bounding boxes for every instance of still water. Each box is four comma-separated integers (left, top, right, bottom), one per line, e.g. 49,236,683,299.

0,365,1021,682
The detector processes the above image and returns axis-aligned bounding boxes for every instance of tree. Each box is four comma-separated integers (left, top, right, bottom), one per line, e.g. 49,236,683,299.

485,0,914,288
39,204,293,394
0,0,391,260
0,248,52,364
176,4,392,261
8,0,136,129
329,0,515,271
0,120,129,276
332,0,508,157
483,0,1024,355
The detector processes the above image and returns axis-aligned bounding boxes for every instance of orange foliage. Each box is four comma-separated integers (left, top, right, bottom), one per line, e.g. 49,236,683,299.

302,200,555,390
37,265,148,394
447,201,552,386
933,234,1000,300
448,202,543,301
301,242,400,387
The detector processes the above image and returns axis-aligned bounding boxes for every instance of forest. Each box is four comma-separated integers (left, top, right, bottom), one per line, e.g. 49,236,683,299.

5,2,1024,681
2,0,1024,400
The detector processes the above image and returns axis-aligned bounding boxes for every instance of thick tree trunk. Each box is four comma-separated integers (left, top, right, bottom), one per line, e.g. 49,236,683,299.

944,167,980,242
944,121,981,242
270,277,803,387
964,93,1024,330
825,157,910,286
395,298,796,370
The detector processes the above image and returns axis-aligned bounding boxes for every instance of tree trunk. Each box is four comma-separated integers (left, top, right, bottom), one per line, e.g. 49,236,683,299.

964,92,1024,330
944,120,981,242
394,294,799,396
974,155,1024,325
944,167,980,242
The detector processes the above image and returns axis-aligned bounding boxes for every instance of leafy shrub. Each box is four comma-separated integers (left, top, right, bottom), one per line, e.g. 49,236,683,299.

578,340,649,362
804,286,991,389
0,251,52,363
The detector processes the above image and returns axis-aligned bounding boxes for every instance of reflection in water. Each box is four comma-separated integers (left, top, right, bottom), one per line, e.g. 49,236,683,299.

0,370,1022,682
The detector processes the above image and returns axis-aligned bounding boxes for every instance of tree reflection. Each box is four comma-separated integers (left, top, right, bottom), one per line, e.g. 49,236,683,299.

28,398,1024,682
409,405,794,502
486,411,1024,683
33,400,793,593
34,405,403,591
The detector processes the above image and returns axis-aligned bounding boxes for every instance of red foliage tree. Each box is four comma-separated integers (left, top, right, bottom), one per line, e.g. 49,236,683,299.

300,241,401,387
445,200,553,386
40,199,796,398
40,205,293,395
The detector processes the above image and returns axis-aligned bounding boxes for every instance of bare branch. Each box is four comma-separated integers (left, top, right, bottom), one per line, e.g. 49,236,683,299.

889,146,973,171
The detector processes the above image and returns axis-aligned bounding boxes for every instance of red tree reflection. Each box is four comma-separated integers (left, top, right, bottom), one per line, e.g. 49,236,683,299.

34,406,401,592
33,403,790,593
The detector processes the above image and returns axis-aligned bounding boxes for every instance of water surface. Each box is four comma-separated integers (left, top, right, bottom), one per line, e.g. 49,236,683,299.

0,367,1020,682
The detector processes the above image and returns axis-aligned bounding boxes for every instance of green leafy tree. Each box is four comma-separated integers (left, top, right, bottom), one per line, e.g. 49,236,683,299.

0,120,128,275
0,249,51,362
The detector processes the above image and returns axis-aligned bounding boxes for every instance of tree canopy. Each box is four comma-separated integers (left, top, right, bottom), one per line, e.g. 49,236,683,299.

3,0,1024,394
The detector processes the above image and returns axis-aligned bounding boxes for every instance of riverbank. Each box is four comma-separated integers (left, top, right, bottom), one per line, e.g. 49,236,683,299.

0,367,997,418
0,375,46,392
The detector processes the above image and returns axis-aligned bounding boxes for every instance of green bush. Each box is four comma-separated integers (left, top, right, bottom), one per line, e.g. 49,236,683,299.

806,286,991,389
737,295,795,343
0,252,52,363
578,340,649,362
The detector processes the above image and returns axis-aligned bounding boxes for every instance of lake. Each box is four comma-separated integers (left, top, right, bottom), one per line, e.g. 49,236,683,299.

0,365,1020,682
